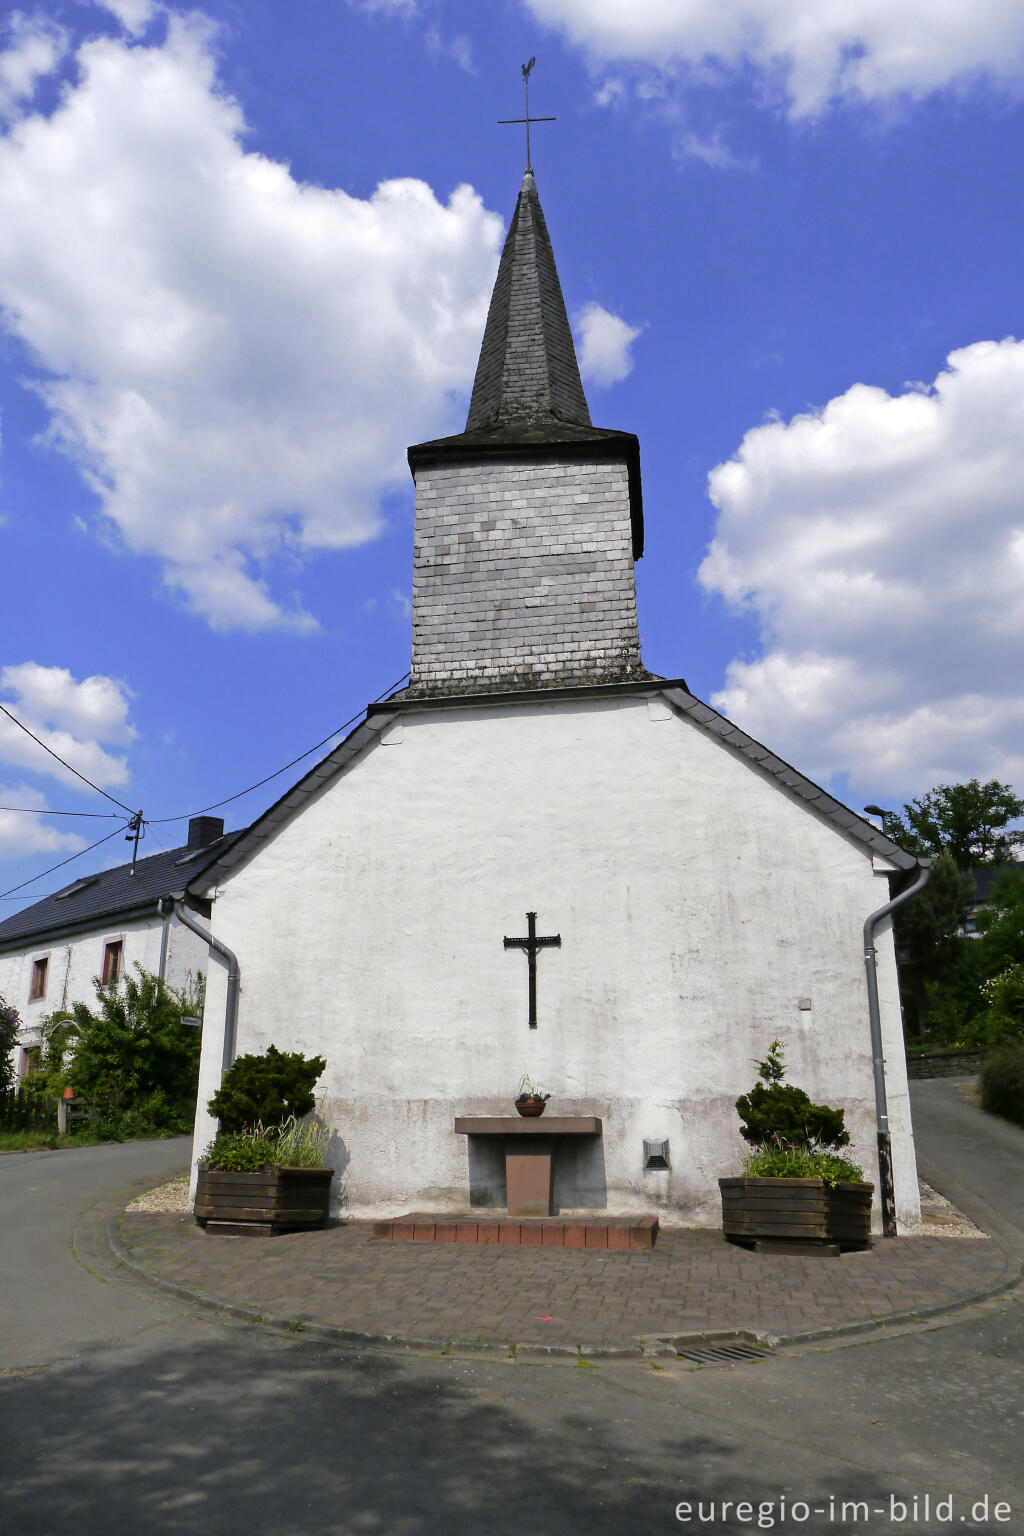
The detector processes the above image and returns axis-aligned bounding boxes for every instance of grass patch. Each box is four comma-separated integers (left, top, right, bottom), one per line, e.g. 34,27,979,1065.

0,1124,166,1153
0,1129,60,1152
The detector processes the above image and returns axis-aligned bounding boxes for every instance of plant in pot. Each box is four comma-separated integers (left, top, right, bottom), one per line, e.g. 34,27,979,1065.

515,1074,551,1117
195,1044,334,1235
719,1040,873,1252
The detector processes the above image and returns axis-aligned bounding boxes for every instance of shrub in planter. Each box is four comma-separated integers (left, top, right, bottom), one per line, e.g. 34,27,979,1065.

207,1043,326,1133
198,1046,332,1234
721,1041,871,1251
979,1044,1024,1129
735,1040,849,1151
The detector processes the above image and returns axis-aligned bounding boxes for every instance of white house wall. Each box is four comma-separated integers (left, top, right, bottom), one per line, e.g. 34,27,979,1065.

2,914,208,1070
192,695,920,1232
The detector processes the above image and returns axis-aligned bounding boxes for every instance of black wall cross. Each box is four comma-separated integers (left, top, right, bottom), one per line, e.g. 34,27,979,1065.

504,911,561,1029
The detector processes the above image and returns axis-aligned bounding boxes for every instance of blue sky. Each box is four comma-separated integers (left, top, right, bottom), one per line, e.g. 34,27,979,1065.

3,0,1024,907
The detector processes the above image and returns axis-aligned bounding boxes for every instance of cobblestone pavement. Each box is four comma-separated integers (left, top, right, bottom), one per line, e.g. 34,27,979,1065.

117,1212,1016,1353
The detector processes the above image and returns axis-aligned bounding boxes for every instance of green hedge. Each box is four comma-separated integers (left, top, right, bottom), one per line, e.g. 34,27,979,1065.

979,1044,1024,1129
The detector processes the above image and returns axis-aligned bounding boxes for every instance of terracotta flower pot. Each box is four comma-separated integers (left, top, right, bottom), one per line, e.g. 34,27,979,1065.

515,1099,546,1117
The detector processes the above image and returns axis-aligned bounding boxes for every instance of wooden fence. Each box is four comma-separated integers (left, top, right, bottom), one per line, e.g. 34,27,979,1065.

0,1087,58,1134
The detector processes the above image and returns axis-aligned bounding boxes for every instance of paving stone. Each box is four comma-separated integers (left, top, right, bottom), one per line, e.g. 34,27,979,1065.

118,1216,1013,1350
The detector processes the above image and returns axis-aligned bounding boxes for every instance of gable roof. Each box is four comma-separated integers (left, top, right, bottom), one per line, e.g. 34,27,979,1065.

0,830,245,953
186,680,919,898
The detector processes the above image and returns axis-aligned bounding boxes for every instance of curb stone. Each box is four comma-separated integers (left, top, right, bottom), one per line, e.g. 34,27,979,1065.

107,1211,1024,1366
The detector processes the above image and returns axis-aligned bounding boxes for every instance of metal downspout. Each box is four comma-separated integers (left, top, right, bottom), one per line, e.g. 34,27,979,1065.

864,859,932,1238
158,911,171,982
157,897,240,1076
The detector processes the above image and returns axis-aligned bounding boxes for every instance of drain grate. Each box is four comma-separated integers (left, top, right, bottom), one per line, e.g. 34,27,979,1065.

675,1342,767,1365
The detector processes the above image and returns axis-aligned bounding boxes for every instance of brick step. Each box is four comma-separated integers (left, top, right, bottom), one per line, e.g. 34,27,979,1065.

372,1214,659,1250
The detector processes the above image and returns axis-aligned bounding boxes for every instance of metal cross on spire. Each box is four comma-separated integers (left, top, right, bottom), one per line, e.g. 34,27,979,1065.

498,57,556,173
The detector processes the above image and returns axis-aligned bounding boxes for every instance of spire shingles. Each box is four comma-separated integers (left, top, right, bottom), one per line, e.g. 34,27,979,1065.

466,171,591,433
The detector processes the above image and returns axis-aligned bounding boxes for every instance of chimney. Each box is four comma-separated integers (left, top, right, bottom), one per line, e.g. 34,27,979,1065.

187,816,225,851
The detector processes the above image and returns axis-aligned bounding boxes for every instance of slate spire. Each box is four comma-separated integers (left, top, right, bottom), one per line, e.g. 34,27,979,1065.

465,171,592,433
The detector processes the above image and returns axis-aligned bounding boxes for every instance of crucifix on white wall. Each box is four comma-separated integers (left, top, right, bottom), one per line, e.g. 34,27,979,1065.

503,911,561,1029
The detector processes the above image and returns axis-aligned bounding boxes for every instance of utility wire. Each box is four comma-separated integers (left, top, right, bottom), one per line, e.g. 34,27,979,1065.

0,702,135,814
0,822,130,901
0,806,125,818
150,671,411,824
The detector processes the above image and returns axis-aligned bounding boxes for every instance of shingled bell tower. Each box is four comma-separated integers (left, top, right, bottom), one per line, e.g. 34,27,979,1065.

406,171,646,697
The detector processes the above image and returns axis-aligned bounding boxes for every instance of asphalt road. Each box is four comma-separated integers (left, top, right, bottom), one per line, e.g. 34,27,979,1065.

1,1093,1022,1536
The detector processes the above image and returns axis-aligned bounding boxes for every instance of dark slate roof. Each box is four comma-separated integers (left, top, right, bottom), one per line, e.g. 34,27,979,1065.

971,863,1024,902
188,680,920,898
0,831,245,952
466,169,591,433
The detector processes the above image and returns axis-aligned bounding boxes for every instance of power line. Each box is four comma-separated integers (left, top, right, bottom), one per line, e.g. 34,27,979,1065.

0,822,130,901
150,671,410,824
0,702,135,814
0,806,125,818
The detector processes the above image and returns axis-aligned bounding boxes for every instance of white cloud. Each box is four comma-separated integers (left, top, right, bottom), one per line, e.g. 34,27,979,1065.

94,0,157,37
699,338,1024,799
674,128,757,173
0,13,66,120
425,25,475,74
0,663,135,792
350,0,420,16
386,587,412,620
575,302,642,387
524,0,1024,118
0,17,502,630
0,782,86,860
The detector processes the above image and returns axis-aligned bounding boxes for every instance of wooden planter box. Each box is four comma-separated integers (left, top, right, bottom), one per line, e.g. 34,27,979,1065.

719,1176,873,1254
194,1165,333,1236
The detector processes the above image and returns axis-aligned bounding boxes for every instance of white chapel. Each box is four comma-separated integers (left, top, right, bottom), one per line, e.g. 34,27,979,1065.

187,170,925,1233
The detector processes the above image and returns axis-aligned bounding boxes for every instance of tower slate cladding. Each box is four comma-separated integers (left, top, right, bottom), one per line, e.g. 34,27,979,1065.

407,171,647,696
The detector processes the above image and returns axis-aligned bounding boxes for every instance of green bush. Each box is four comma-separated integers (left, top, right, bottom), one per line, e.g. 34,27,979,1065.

735,1040,850,1150
979,1044,1024,1129
60,967,202,1121
203,1128,280,1171
208,1044,326,1133
18,971,202,1141
742,1145,864,1185
203,1110,330,1172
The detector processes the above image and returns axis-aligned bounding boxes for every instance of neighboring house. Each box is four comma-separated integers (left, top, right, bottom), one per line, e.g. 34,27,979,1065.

962,864,1024,936
0,816,241,1079
187,170,926,1234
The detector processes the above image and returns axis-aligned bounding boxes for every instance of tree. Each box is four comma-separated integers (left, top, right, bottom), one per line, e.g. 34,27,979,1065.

889,779,1024,870
974,864,1024,976
893,850,975,1034
0,995,19,1094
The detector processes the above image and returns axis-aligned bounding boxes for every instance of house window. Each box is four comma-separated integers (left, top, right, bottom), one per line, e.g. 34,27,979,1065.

102,939,123,986
19,1046,41,1079
29,956,48,1002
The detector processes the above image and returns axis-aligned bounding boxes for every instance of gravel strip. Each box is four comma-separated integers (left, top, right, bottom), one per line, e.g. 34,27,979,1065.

127,1176,191,1214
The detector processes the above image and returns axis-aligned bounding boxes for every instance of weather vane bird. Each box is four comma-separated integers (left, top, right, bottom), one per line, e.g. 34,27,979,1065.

498,56,555,172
